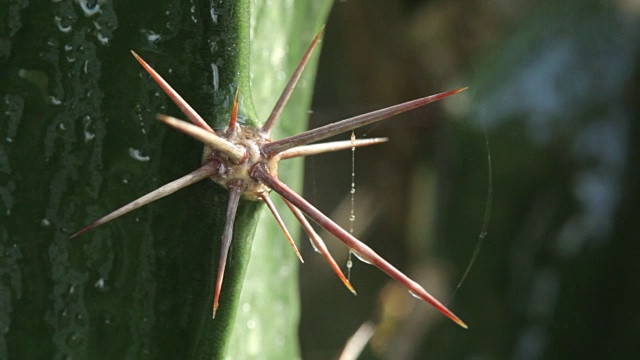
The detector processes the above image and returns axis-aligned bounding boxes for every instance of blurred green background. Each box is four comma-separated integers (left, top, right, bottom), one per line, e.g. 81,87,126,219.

2,0,640,359
301,0,640,359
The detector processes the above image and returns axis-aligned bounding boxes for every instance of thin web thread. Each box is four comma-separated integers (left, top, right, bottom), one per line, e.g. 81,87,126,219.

448,124,493,303
347,131,356,280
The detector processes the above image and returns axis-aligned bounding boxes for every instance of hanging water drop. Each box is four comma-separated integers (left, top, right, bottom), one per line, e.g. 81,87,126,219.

352,250,372,265
309,238,320,253
408,290,421,300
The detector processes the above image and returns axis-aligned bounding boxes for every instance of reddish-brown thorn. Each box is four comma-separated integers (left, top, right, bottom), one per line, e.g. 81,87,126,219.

69,161,219,239
251,163,468,329
130,51,215,134
278,138,388,160
213,182,244,318
283,198,357,295
261,25,325,134
156,114,246,163
262,88,468,157
228,89,240,134
260,193,304,263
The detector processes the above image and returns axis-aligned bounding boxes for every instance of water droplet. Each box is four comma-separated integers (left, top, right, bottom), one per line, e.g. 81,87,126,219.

41,218,51,227
49,96,62,105
242,303,251,312
247,319,256,330
94,277,106,291
96,32,109,45
54,16,73,33
210,8,218,23
66,332,83,349
59,123,66,131
349,214,356,221
190,5,198,23
128,148,150,162
145,30,161,43
83,115,95,142
69,284,76,294
352,250,372,265
308,238,320,253
211,63,219,91
408,290,422,300
346,259,353,269
78,0,101,17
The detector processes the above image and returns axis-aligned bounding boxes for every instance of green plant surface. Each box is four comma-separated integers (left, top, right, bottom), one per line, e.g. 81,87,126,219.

0,0,332,359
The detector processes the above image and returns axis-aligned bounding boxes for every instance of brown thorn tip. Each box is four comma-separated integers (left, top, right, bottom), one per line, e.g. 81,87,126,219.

261,25,326,133
260,193,304,263
130,50,215,134
229,89,239,132
69,223,95,239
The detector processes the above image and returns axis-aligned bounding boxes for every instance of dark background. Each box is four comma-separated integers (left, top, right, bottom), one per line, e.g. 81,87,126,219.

300,0,640,359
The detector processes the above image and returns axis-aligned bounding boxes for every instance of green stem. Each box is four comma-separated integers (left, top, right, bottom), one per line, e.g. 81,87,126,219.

1,1,332,359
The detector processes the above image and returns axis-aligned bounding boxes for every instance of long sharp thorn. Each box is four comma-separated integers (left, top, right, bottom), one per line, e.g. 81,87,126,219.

213,183,243,318
228,89,240,134
251,164,467,329
260,194,304,263
156,114,246,163
263,88,468,157
261,26,325,134
283,198,357,295
279,138,388,160
131,51,215,133
70,162,219,239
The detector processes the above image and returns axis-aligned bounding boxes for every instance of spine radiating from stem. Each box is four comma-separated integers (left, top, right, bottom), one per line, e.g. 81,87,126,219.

278,138,387,160
131,51,215,133
251,163,468,329
260,194,304,263
261,26,325,134
213,183,244,318
156,115,247,163
262,88,467,157
69,162,219,238
283,199,357,295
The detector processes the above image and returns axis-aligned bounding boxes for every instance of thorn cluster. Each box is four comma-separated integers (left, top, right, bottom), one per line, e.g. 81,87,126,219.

71,27,468,328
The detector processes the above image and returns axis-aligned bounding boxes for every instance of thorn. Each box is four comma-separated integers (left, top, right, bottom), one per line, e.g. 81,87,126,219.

228,89,240,134
279,138,388,160
252,163,467,328
156,114,247,163
261,26,325,134
130,51,215,133
212,183,244,319
283,199,357,295
263,87,468,157
69,162,218,238
260,193,304,263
